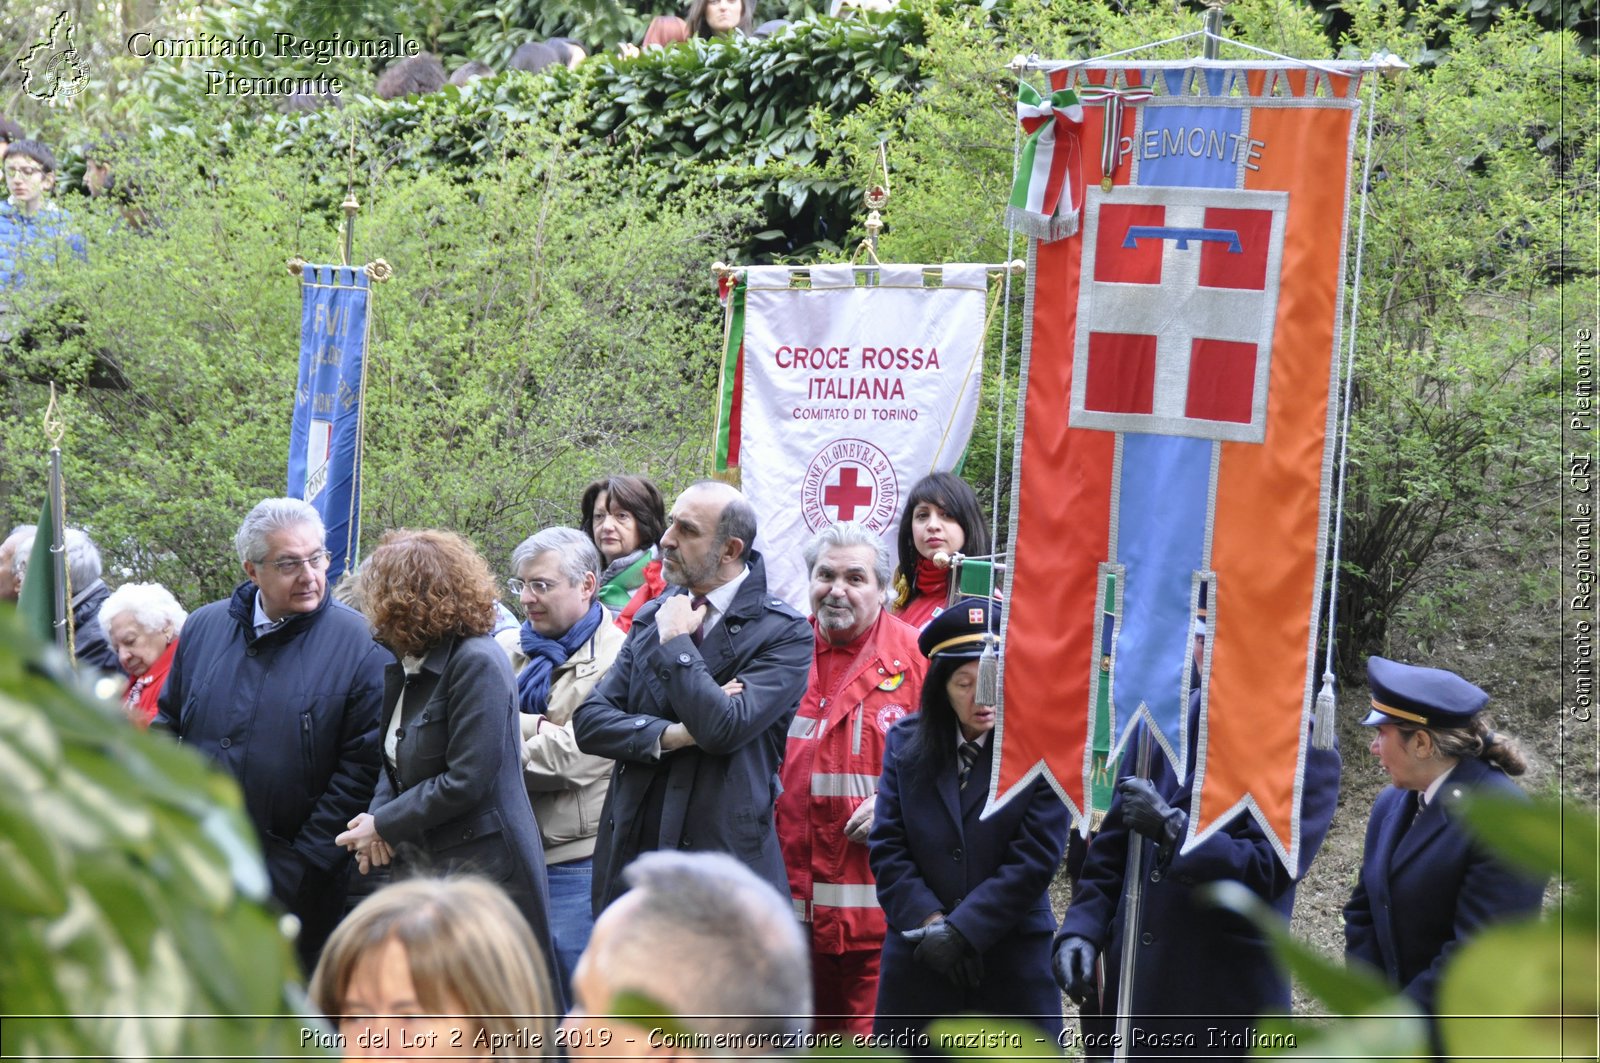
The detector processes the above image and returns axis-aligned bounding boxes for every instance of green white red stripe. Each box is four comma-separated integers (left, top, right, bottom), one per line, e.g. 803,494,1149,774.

1006,82,1085,242
714,272,746,470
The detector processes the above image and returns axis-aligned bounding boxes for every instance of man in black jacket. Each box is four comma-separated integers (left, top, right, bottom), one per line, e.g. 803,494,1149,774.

154,497,386,971
575,481,811,912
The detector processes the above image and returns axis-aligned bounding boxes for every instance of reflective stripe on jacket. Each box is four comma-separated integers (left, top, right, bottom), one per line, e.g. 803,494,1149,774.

777,610,925,953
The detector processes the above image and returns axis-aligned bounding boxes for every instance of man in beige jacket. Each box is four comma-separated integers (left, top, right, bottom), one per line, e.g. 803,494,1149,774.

501,526,626,998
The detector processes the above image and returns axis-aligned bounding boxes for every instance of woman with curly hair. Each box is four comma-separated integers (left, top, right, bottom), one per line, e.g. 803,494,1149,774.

1344,656,1546,1034
336,529,558,998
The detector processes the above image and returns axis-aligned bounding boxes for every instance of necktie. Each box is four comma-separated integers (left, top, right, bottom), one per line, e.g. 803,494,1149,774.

958,740,981,790
690,595,709,646
1400,790,1424,837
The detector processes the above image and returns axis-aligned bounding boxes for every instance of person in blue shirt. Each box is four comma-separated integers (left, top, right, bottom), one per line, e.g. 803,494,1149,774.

2,139,86,346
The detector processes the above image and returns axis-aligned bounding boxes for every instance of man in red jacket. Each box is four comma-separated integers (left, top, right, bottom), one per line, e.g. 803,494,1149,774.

777,521,926,1035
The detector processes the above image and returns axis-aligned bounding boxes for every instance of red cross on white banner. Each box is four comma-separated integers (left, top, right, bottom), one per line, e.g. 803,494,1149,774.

824,465,875,521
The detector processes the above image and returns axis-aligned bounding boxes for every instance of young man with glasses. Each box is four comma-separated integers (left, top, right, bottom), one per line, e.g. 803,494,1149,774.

2,138,86,345
154,498,387,973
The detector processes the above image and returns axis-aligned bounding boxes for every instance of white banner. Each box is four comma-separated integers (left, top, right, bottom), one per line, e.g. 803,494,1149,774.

738,263,988,608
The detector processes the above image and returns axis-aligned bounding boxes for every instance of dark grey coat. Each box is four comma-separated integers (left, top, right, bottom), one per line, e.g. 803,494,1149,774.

372,633,555,968
573,551,811,912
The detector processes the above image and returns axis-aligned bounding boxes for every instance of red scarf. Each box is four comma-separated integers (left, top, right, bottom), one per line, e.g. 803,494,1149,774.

914,557,948,599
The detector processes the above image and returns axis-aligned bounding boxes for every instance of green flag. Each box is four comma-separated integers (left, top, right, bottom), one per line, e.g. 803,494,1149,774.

17,484,61,648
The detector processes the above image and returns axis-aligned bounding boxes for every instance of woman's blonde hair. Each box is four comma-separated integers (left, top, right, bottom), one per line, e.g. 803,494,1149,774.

310,876,556,1050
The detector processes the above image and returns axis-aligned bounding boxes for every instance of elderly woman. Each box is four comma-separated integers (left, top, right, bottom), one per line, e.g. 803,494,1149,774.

891,473,992,629
335,529,558,1000
311,876,557,1057
579,474,666,615
869,597,1070,1043
98,582,187,726
1345,657,1547,1028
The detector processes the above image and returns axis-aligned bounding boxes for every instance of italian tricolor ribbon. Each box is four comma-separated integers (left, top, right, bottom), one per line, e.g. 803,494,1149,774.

1006,82,1084,242
1078,84,1155,186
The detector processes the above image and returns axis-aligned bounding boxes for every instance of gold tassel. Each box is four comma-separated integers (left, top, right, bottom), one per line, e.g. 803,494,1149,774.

892,571,910,612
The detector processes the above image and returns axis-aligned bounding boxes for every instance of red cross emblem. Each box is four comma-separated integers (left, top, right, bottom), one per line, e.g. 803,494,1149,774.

824,466,875,521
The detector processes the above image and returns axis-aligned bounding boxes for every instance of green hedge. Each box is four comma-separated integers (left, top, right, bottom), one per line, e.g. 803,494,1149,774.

144,12,926,262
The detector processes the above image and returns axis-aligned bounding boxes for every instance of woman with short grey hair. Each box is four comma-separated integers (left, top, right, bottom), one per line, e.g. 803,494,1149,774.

99,582,188,726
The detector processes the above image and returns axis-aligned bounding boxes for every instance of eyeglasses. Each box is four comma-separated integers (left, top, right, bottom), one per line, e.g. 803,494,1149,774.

507,577,561,596
265,550,332,575
4,166,45,180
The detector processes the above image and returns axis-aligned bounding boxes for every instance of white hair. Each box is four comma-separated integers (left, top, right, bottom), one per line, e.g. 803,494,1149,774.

11,526,100,588
510,526,601,585
99,582,187,637
2,524,35,578
234,498,324,564
803,521,891,591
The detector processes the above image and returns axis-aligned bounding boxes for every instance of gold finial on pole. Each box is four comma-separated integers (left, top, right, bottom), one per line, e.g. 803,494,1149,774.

340,192,359,268
853,141,891,266
340,120,360,267
42,381,65,448
863,140,890,258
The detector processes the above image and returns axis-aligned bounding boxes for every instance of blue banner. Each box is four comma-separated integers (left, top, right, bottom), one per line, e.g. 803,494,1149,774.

287,265,369,586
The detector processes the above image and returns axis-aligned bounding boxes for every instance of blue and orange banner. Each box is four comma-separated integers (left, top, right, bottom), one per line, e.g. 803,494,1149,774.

287,265,371,586
994,62,1362,872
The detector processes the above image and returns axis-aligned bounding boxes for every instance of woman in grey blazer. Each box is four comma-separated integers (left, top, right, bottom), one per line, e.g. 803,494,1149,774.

336,529,557,996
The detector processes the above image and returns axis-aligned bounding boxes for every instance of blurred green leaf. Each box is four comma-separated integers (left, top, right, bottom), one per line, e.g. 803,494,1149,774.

1202,881,1399,1014
1439,918,1599,1061
1457,792,1598,895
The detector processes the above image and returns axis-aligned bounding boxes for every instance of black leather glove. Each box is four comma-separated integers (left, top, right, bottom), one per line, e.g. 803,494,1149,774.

951,949,984,990
903,920,978,987
1053,934,1098,1004
1117,777,1186,853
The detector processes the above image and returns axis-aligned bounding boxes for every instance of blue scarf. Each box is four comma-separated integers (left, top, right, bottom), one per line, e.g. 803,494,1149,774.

517,601,605,715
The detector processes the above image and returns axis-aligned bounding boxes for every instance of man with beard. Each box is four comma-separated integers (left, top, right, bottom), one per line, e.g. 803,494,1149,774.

574,480,811,912
777,521,925,1034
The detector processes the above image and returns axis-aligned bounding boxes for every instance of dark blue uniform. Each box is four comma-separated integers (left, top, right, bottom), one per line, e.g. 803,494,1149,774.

1058,695,1341,1060
869,718,1071,1043
1344,754,1546,1013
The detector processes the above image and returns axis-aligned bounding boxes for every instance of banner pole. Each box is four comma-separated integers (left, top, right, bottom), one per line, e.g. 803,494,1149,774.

1202,0,1225,59
1112,727,1154,1062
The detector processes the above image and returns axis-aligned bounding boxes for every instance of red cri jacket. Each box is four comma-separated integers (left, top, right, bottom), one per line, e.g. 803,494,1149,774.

777,610,926,953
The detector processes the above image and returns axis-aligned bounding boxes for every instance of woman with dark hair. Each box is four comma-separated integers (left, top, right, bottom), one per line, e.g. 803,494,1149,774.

580,475,667,613
336,529,557,996
891,472,991,629
869,598,1070,1044
685,0,754,38
1345,656,1546,1027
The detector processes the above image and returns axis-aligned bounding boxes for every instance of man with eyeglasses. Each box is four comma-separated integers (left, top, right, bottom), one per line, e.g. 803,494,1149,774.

155,497,386,972
495,525,625,1000
2,138,86,346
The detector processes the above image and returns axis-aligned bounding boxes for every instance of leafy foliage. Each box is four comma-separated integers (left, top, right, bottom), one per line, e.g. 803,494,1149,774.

1329,5,1587,668
0,608,320,1058
0,122,752,606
